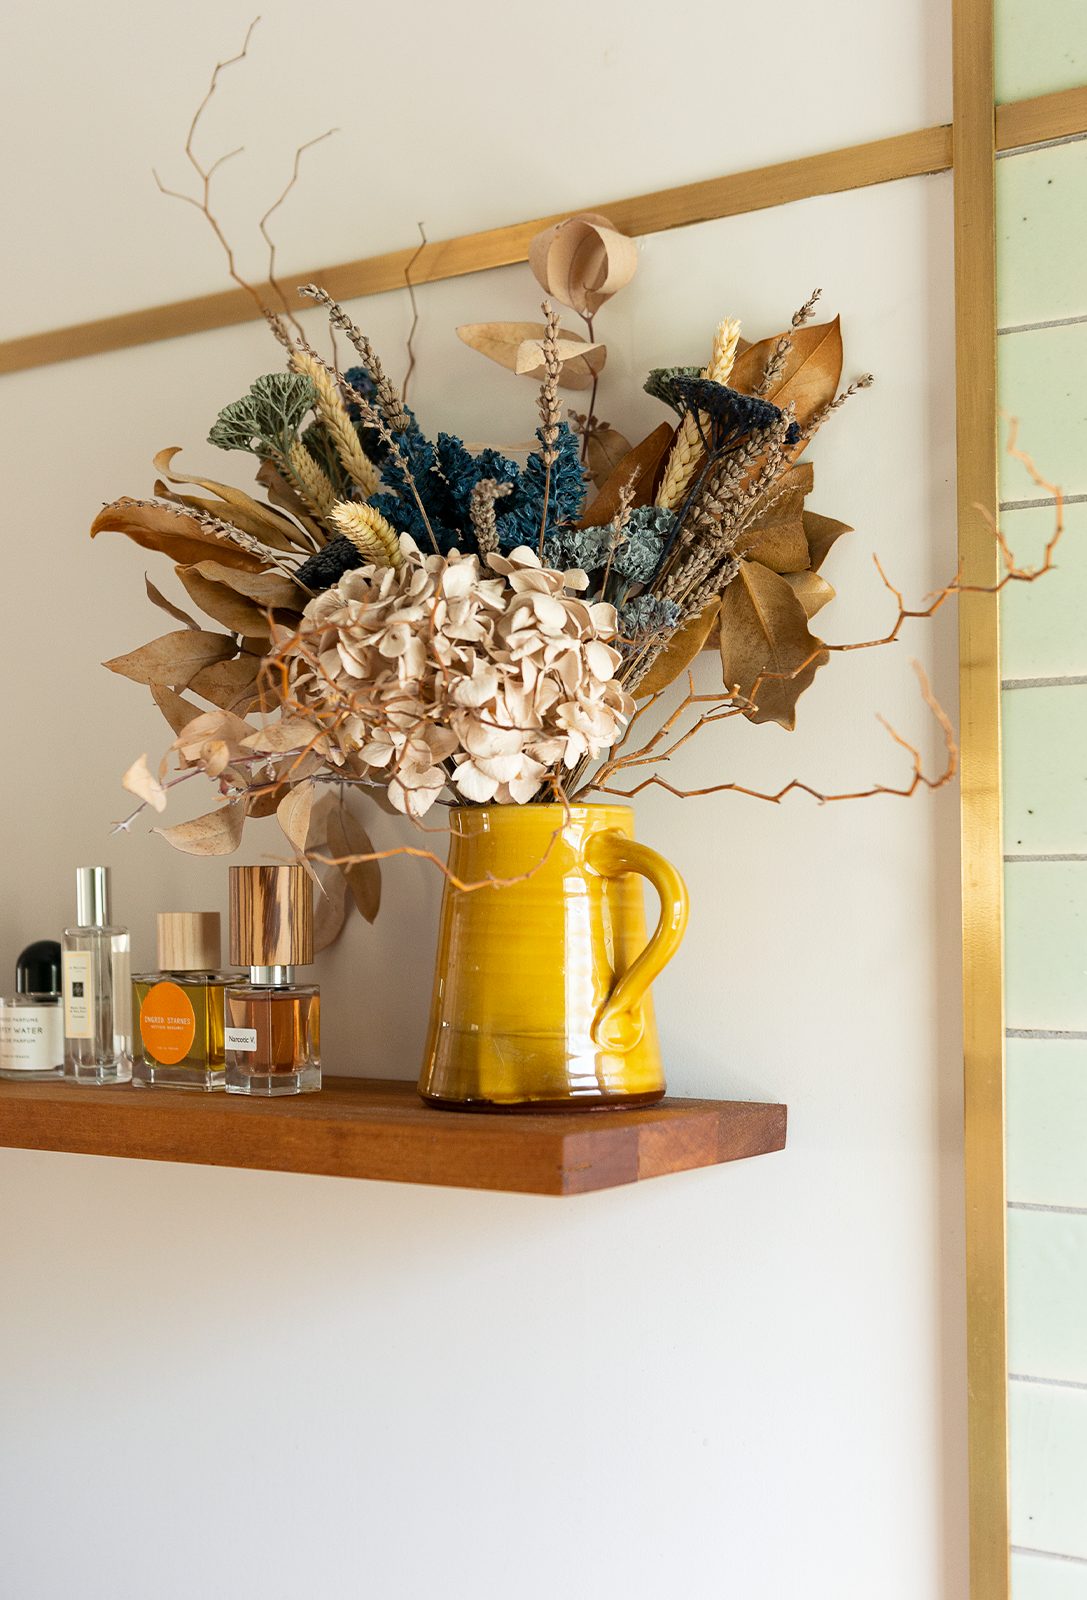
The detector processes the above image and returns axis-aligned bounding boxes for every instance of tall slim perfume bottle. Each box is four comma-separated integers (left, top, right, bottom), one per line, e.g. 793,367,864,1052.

62,866,132,1085
0,942,64,1080
224,865,320,1096
132,913,231,1091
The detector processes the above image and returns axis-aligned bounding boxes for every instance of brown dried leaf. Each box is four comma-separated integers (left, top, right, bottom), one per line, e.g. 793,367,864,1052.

718,561,828,729
314,863,350,952
150,686,205,738
121,754,167,813
193,561,305,612
457,322,604,391
176,566,280,638
727,318,844,435
513,336,606,390
188,654,264,712
154,448,304,551
91,498,265,572
277,781,317,853
145,573,199,630
780,571,836,619
326,803,381,923
255,460,325,542
636,599,722,698
244,781,289,819
585,425,632,490
804,510,853,572
580,423,674,528
241,718,324,755
103,630,235,689
529,214,638,316
154,802,245,857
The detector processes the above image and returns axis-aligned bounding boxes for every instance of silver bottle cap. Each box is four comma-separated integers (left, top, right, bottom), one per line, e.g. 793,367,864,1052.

75,866,111,928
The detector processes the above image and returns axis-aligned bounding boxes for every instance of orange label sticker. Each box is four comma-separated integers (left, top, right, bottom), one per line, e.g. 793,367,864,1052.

139,982,196,1065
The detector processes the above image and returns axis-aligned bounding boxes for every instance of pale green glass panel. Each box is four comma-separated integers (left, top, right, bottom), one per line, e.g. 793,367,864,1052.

1008,1037,1087,1208
1003,685,1087,853
996,0,1087,103
1001,504,1087,680
999,322,1087,500
1005,861,1087,1030
1013,1550,1087,1599
998,142,1087,327
1009,1209,1087,1382
1011,1383,1087,1559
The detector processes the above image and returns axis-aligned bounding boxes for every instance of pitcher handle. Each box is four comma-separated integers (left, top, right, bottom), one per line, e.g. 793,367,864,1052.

585,829,690,1052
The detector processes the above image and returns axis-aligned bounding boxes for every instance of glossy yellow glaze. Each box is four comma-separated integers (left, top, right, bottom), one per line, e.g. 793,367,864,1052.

418,804,689,1109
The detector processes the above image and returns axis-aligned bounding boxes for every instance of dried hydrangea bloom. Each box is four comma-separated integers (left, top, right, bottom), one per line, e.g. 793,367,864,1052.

283,536,632,816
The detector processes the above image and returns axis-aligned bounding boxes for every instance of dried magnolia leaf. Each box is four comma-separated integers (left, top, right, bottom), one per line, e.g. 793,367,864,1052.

727,318,843,438
580,423,674,528
145,573,199,630
121,753,167,813
103,630,234,689
277,781,317,853
514,337,606,390
326,803,381,923
154,448,305,551
585,425,633,490
176,566,275,637
529,213,638,317
314,863,350,952
718,560,828,730
91,498,264,572
636,599,722,698
736,469,815,573
154,802,245,857
193,561,305,612
780,570,836,619
457,322,605,391
188,654,263,712
804,510,853,572
150,685,205,738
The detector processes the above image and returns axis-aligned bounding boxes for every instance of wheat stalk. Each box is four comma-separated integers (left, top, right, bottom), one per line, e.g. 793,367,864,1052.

298,284,410,433
290,349,380,496
655,317,742,511
287,441,337,516
328,501,403,567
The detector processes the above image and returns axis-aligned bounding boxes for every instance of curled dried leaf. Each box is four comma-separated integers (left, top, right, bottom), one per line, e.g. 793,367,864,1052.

154,448,306,551
326,802,381,923
277,781,317,853
804,510,853,572
458,322,605,390
91,498,265,572
528,213,638,317
314,862,350,951
176,567,276,637
145,573,199,630
121,754,167,813
154,802,245,856
781,571,836,619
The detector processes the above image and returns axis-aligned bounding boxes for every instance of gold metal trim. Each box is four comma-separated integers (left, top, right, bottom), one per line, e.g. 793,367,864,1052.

2,83,1085,377
954,0,1009,1595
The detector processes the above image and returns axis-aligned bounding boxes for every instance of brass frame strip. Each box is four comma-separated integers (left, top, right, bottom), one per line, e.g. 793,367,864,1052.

954,2,1009,1598
2,83,1085,377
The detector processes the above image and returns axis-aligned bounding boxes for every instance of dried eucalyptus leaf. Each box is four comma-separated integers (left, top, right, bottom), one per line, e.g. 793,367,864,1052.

193,561,305,611
513,337,607,391
188,654,263,712
586,425,632,490
103,630,234,689
314,863,350,952
121,754,167,813
176,567,275,637
150,686,205,738
277,781,317,852
154,447,305,552
326,803,381,923
154,802,245,857
145,573,199,630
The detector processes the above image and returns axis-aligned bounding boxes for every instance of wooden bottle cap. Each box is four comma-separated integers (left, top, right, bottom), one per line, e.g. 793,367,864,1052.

229,865,313,967
157,912,221,971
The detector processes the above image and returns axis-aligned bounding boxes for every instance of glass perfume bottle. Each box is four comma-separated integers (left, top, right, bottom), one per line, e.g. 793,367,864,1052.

0,941,64,1080
62,866,131,1085
224,864,320,1096
132,912,231,1091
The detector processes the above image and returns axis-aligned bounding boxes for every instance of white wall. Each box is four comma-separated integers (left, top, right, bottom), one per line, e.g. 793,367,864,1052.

0,4,966,1596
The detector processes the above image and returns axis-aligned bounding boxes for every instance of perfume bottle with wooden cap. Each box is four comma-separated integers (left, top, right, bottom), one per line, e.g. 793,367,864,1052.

224,865,320,1096
132,913,231,1091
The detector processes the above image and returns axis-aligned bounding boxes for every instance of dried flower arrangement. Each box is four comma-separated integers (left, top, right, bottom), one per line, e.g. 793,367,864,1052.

93,24,1063,944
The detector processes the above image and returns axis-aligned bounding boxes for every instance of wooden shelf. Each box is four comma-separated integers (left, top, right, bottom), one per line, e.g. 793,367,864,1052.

0,1076,787,1195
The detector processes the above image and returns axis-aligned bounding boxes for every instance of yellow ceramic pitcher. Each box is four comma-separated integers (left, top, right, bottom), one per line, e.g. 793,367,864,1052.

418,804,689,1109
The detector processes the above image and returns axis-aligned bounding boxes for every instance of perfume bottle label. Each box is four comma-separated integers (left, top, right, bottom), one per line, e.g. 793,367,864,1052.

139,982,197,1065
225,1027,258,1053
63,951,95,1039
0,1007,63,1071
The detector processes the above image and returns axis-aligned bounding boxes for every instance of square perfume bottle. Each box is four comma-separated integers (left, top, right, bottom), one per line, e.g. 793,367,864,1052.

224,865,321,1097
132,913,231,1091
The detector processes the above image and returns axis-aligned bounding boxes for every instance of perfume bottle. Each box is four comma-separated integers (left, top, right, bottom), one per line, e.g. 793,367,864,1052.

132,913,231,1091
62,866,131,1085
224,865,320,1096
0,942,64,1080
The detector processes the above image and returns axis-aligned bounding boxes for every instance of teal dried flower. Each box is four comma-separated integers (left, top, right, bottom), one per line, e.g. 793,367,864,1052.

561,525,615,572
611,506,676,583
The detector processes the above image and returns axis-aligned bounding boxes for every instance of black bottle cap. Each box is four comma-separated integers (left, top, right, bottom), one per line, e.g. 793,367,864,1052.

16,940,62,997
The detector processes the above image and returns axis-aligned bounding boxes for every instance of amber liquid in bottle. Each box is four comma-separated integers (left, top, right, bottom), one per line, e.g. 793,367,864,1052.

131,974,229,1091
224,973,320,1096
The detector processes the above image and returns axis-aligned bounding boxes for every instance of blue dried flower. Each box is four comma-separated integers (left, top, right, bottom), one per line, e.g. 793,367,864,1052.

619,594,682,641
644,366,701,412
498,424,587,550
668,377,801,450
